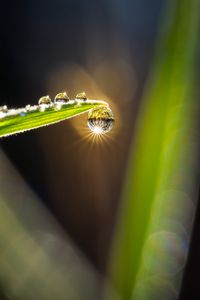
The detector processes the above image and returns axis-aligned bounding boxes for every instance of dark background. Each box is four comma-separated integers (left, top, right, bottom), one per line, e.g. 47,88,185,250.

0,0,199,299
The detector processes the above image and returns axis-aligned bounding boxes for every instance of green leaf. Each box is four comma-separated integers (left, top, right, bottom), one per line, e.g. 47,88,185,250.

0,100,108,138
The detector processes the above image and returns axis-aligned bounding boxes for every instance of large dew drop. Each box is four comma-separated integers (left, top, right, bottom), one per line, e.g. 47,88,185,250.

87,106,114,134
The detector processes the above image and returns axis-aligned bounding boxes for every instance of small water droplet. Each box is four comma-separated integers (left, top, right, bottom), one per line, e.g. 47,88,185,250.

54,92,69,103
76,92,87,101
20,111,26,117
87,106,114,134
38,95,52,105
27,105,37,112
0,105,8,112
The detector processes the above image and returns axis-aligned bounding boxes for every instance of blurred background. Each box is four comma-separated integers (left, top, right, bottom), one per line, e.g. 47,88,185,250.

0,0,199,299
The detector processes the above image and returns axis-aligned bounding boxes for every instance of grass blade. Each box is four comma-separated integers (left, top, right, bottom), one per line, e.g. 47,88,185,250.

0,99,108,138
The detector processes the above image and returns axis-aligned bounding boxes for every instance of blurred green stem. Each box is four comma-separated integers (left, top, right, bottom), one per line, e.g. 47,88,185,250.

107,0,200,299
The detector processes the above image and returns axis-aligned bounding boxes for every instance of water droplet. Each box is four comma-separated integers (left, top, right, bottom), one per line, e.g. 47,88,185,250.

76,92,87,101
27,105,37,112
38,95,52,105
87,106,114,134
19,111,26,117
54,92,69,103
0,105,8,112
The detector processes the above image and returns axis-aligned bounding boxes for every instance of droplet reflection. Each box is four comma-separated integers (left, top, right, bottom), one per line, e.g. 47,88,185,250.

76,91,87,101
87,106,114,135
38,95,52,105
54,92,69,103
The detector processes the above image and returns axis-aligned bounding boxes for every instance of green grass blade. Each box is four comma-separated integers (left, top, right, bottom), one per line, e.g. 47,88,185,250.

0,100,108,138
107,0,200,299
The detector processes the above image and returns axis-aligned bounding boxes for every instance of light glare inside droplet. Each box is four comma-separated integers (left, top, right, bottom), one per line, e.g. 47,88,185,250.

91,125,104,135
